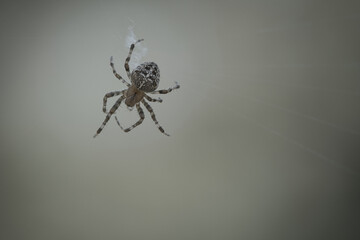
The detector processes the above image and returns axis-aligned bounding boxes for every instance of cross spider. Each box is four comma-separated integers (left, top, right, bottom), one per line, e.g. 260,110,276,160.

93,39,180,138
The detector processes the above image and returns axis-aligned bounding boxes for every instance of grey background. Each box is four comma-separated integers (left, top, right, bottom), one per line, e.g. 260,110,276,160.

1,0,360,239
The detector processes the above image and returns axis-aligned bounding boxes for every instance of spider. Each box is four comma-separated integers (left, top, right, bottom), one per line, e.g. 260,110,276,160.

93,39,180,138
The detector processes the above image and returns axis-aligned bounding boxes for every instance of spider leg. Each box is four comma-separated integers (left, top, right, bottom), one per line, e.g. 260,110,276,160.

144,94,163,103
124,39,144,79
103,90,126,113
150,81,180,94
141,99,170,136
115,103,145,133
93,95,125,138
110,56,131,87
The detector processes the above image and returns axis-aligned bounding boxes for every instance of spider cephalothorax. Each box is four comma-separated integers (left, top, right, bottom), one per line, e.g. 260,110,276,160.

93,39,179,138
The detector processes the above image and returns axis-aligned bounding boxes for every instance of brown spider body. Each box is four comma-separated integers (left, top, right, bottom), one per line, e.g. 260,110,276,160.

93,39,180,138
131,62,160,92
124,85,145,107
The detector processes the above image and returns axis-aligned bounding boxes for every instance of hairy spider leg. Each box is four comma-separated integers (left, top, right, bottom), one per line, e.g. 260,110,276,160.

103,90,126,113
110,56,131,87
94,95,125,138
115,103,145,133
150,81,180,94
144,95,163,103
124,39,144,80
141,100,169,136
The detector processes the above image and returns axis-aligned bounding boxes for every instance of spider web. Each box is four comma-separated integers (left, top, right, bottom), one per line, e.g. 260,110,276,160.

186,69,360,176
125,25,147,70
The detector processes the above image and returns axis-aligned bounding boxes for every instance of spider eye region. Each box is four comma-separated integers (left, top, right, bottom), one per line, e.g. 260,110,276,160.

131,62,160,92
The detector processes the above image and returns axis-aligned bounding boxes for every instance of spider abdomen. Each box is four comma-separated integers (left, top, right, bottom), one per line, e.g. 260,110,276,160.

131,62,160,92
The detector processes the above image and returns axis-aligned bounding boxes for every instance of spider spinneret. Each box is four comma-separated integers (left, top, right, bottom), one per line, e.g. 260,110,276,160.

93,38,180,138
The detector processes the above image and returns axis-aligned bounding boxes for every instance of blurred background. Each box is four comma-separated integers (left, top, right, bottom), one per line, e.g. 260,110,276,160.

1,0,360,239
